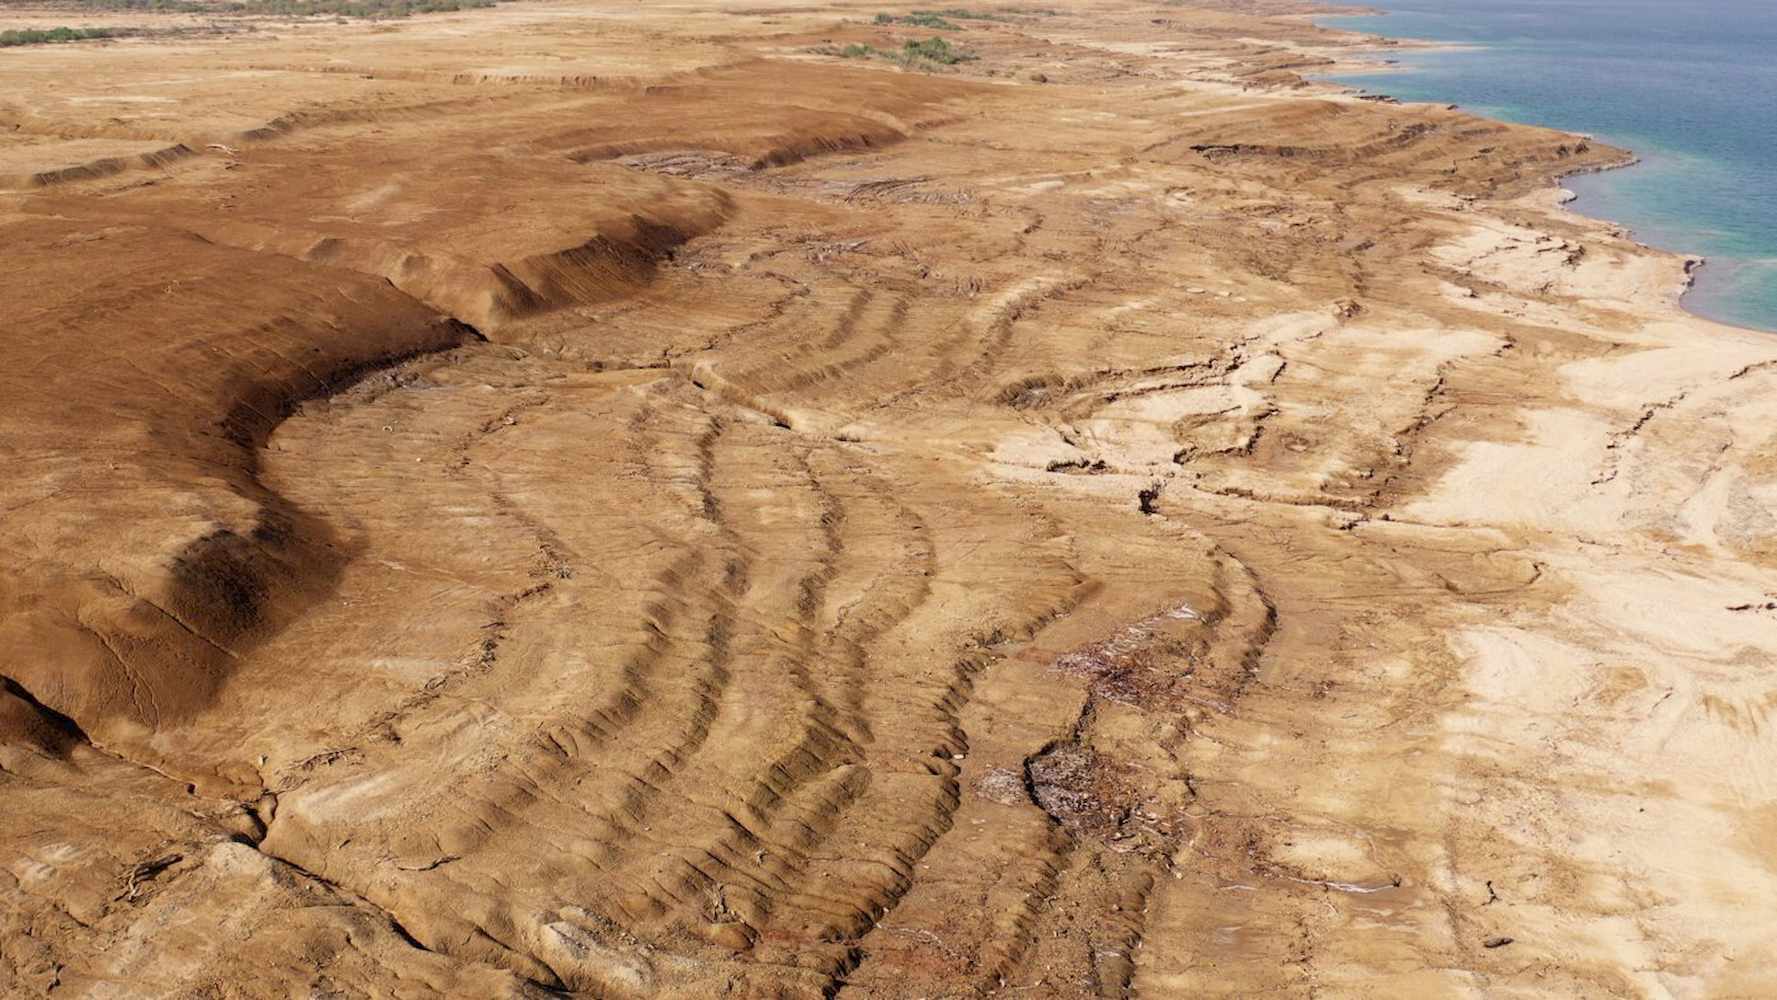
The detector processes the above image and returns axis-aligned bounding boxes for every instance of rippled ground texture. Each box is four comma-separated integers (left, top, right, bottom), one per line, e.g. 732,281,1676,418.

3,1,1777,997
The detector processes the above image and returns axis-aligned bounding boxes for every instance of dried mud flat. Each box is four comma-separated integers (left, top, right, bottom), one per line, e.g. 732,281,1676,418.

3,1,1776,997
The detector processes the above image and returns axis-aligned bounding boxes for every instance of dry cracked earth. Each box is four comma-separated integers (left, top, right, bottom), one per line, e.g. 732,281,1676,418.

3,1,1777,997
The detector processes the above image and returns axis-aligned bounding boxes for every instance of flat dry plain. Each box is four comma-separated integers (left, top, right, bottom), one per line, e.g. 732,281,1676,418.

3,1,1776,996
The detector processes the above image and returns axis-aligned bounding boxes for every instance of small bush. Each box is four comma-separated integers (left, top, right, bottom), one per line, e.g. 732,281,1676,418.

827,34,976,69
0,26,129,46
45,0,214,11
873,11,957,29
901,35,973,64
241,0,495,17
902,11,956,28
921,8,1003,21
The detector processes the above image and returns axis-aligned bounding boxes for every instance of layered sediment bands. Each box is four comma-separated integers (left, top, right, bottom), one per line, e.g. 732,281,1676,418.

5,1,1777,998
244,368,1093,992
20,144,195,190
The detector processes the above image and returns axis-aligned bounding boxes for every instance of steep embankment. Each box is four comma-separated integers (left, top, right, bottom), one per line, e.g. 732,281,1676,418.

0,223,473,747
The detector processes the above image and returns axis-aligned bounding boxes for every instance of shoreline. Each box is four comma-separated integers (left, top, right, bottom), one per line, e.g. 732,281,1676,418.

1308,5,1772,336
1550,157,1715,311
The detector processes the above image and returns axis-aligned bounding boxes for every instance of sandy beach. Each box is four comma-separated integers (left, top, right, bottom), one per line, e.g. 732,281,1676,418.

2,1,1774,996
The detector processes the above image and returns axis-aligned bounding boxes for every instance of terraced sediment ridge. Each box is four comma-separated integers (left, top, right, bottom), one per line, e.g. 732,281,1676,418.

3,2,1776,997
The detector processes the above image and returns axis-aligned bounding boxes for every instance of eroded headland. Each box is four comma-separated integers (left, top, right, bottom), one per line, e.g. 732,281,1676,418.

2,1,1775,996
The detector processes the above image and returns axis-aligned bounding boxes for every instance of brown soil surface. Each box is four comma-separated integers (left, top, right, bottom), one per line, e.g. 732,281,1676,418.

4,2,1776,997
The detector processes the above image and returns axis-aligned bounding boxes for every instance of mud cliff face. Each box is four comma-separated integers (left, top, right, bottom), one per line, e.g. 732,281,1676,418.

3,1,1776,997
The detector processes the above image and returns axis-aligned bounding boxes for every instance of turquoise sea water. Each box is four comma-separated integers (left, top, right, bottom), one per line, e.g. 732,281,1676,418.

1317,0,1777,332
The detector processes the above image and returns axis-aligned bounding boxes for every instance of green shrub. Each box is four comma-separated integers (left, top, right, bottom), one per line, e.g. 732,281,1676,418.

901,35,972,64
873,11,957,29
46,0,217,11
902,11,956,28
238,0,495,17
0,26,128,46
828,34,975,69
921,8,1003,21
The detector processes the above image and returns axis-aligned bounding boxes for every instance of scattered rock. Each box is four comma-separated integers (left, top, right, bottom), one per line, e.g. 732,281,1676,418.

975,767,1028,805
